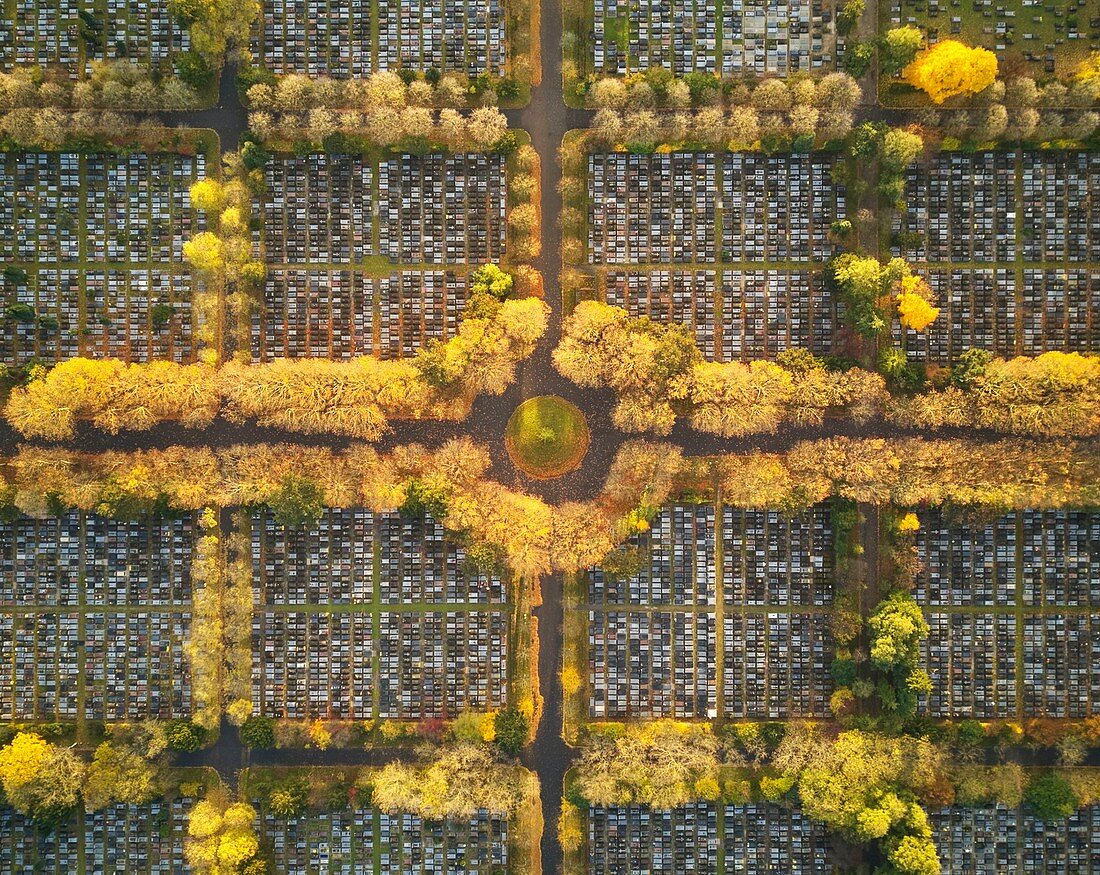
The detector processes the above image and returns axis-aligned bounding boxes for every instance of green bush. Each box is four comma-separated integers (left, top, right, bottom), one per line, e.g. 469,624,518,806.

166,719,206,752
493,707,529,756
240,715,276,749
1024,773,1078,821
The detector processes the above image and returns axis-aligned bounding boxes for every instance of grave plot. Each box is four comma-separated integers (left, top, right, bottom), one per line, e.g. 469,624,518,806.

587,803,718,874
255,806,508,874
248,508,510,720
723,803,832,874
588,151,848,360
883,0,1098,77
931,804,1100,873
378,153,507,265
251,0,507,77
0,511,197,723
588,153,717,265
249,268,469,361
891,151,1100,361
586,504,717,719
0,783,199,874
721,506,835,720
1,0,188,78
586,802,833,874
0,151,207,366
592,0,843,76
582,503,836,721
261,152,506,265
913,508,1100,718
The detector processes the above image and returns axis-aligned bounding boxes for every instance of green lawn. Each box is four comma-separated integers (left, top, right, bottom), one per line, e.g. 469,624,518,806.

505,395,590,479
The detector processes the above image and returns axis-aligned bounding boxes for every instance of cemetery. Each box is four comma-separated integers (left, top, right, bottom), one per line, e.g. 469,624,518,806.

252,0,508,77
0,0,189,78
586,150,850,360
891,150,1100,361
248,508,512,721
0,770,208,873
913,508,1100,718
0,147,212,366
883,0,1099,76
591,0,845,76
579,502,838,723
0,511,198,723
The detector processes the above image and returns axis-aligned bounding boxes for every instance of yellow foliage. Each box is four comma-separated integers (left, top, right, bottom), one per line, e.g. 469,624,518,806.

896,512,920,535
183,231,226,272
188,179,225,213
902,40,998,103
560,666,583,696
308,719,332,750
896,290,940,332
0,732,48,794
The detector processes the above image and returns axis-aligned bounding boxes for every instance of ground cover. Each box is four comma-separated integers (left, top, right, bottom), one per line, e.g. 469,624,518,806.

504,395,589,479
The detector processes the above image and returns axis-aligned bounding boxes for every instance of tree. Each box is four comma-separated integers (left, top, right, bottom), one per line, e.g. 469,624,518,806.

0,733,84,822
903,40,998,103
1025,772,1078,821
882,26,924,74
183,231,225,272
266,475,324,528
240,716,276,749
166,720,206,752
465,107,508,148
83,741,158,810
372,745,538,819
896,275,939,331
186,797,263,874
176,51,214,89
881,128,924,172
493,706,529,756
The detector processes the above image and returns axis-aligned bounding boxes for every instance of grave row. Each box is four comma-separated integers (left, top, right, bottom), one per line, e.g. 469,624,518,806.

592,0,843,75
259,152,507,266
0,0,188,77
894,151,1100,264
586,505,834,610
258,808,509,874
588,152,846,265
253,0,507,76
602,268,841,361
890,267,1100,361
250,268,469,361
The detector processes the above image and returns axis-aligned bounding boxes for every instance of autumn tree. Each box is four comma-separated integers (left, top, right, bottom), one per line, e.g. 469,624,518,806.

572,721,720,808
903,40,998,103
83,741,159,810
882,26,924,74
869,591,932,715
0,732,85,822
372,745,538,818
185,795,264,874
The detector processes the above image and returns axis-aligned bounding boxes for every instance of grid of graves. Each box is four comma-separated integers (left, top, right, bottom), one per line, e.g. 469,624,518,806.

256,803,509,874
251,0,507,77
248,508,510,721
591,0,844,76
586,802,833,874
0,781,200,873
0,0,189,78
587,151,849,362
0,511,197,724
931,803,1100,873
883,0,1099,77
0,150,208,366
251,151,506,361
890,151,1100,361
583,502,836,722
912,508,1100,719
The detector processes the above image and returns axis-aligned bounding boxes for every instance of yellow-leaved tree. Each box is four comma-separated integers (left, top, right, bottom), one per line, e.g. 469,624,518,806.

185,796,264,875
903,40,998,103
896,274,940,331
